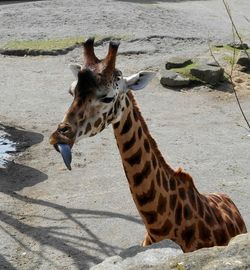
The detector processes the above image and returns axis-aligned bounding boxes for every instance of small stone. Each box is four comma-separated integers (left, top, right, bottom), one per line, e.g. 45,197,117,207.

237,51,250,69
160,70,190,87
206,60,219,67
165,57,193,69
190,64,224,86
228,42,249,50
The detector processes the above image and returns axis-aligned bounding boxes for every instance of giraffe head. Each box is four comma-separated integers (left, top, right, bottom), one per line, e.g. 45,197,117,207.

50,38,155,169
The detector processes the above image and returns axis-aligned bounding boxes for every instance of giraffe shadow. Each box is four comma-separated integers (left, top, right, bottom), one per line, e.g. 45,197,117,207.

0,190,142,269
0,124,142,268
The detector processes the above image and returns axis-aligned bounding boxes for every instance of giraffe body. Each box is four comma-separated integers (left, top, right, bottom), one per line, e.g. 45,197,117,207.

50,39,247,252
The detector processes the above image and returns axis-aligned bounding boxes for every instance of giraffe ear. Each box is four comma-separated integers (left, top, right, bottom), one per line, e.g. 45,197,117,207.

69,64,82,79
125,71,156,91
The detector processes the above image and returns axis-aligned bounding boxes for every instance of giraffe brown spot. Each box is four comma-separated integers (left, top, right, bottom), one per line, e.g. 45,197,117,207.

150,219,173,236
102,112,107,120
152,153,157,169
183,204,193,220
79,112,84,119
187,189,197,211
170,177,176,191
94,118,102,128
120,112,132,135
141,210,158,225
204,209,215,226
197,196,204,217
123,132,136,152
136,181,156,207
77,99,83,107
163,177,169,192
133,161,151,187
198,220,211,241
170,194,177,211
175,202,183,226
125,148,142,166
138,126,142,139
225,216,237,237
79,131,83,137
157,193,167,215
181,224,196,249
84,123,91,134
79,119,85,127
68,112,75,119
133,108,138,122
113,121,120,129
144,139,150,153
178,188,186,200
156,169,161,187
213,229,228,246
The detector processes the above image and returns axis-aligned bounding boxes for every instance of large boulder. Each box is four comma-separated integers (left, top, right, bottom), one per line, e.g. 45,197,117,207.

160,70,190,87
165,57,193,70
91,239,183,270
190,64,224,86
237,51,250,70
91,233,250,270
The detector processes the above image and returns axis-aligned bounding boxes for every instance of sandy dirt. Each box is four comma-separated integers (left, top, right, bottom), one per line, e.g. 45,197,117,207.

0,0,250,269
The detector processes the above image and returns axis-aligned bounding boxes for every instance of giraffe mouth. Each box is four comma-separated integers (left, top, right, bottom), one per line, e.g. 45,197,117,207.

56,143,72,171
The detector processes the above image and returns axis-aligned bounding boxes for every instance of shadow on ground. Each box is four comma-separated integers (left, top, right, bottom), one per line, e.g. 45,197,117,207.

0,191,142,269
0,124,141,269
115,0,210,3
0,0,46,5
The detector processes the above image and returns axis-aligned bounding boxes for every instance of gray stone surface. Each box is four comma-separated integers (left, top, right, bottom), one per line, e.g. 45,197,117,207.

190,64,224,85
160,70,190,87
237,51,250,70
92,233,250,270
165,57,193,69
91,240,183,270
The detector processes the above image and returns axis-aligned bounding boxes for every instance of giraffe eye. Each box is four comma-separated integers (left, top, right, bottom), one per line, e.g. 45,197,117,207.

99,96,114,103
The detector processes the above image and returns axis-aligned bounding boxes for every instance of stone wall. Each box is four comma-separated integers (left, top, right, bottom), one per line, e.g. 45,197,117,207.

91,233,250,270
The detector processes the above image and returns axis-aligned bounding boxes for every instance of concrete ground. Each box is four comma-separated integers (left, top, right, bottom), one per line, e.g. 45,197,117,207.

0,0,249,269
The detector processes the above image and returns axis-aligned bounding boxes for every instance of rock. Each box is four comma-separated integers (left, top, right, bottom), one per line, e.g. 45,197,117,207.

190,64,224,85
206,60,219,67
91,239,183,270
237,51,250,70
165,56,193,69
228,42,249,50
160,70,190,87
92,233,250,270
168,233,250,270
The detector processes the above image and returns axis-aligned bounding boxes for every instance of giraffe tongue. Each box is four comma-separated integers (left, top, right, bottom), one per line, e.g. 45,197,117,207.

57,144,72,171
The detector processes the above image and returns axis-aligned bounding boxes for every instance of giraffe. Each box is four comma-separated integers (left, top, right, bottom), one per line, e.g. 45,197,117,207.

50,38,247,252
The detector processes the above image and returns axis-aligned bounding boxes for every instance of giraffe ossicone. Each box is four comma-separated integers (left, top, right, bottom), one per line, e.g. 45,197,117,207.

50,38,247,252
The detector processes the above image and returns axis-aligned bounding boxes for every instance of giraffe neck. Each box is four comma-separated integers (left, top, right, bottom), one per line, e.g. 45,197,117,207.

112,91,176,236
112,91,247,251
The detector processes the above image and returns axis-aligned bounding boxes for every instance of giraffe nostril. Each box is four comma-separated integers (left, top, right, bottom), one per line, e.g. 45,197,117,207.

58,124,72,134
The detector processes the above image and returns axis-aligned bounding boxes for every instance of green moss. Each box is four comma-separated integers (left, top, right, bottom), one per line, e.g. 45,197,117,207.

2,34,132,52
176,263,186,270
171,63,200,81
3,37,85,51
